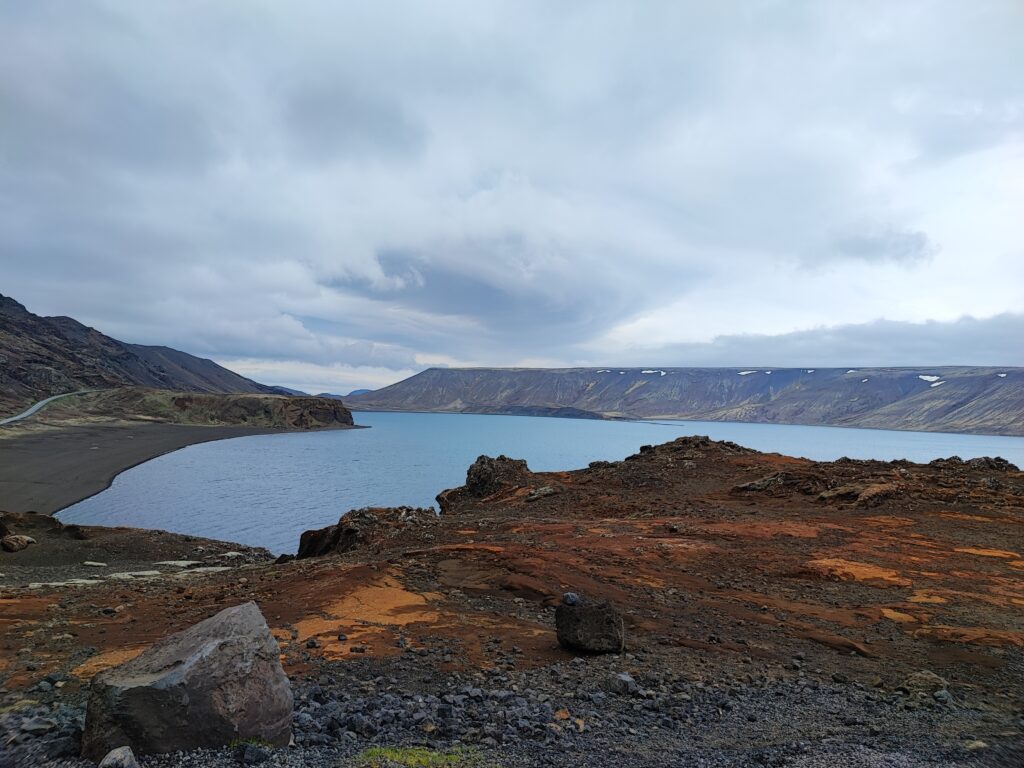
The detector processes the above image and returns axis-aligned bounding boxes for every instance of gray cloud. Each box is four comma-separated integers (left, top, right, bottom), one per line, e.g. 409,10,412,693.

284,81,426,163
622,313,1024,369
0,1,1021,392
830,223,937,265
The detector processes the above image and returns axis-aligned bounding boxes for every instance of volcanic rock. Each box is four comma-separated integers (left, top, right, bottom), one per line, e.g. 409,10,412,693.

297,506,435,559
965,456,1019,472
606,671,640,695
1,534,36,552
437,455,533,512
855,482,900,507
525,485,558,502
898,670,949,695
298,510,374,559
733,472,792,493
555,595,625,653
466,455,531,497
817,484,865,502
98,746,140,768
80,602,292,759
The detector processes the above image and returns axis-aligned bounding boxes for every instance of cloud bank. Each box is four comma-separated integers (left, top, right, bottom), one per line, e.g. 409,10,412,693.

1,2,1021,393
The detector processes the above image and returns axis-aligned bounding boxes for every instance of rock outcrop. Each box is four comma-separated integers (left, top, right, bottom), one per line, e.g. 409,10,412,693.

466,455,531,497
65,388,354,429
0,292,282,417
81,602,292,759
437,455,531,513
555,594,626,653
297,507,436,559
1,534,36,552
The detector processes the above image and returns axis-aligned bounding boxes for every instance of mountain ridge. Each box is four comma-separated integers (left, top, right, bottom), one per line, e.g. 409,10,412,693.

0,294,281,416
347,366,1024,436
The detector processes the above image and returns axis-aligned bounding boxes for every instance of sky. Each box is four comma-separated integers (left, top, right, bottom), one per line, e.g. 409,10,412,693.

1,1,1022,394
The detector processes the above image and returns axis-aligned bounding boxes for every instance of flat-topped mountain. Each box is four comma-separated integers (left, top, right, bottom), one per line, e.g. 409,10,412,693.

347,366,1024,436
0,294,282,416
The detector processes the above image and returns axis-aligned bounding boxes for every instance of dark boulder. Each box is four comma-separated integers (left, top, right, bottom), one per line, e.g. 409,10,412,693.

606,671,640,695
81,602,292,759
436,455,532,514
466,455,530,497
555,594,625,653
296,507,435,559
297,510,372,559
966,456,1019,472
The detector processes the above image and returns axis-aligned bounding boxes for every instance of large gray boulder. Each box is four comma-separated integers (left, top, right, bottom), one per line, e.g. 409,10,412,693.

555,595,625,653
81,602,292,760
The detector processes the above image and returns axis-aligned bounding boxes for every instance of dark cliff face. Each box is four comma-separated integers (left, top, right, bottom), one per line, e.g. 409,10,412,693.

347,366,1024,436
0,294,277,415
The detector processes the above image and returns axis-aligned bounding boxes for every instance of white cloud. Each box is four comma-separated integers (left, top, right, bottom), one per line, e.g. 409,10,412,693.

0,1,1020,388
215,358,418,396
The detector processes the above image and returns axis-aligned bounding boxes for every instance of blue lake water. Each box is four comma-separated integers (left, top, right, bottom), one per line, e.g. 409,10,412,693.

58,412,1024,553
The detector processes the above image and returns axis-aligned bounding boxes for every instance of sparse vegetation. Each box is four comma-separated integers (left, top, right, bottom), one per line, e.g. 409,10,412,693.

229,736,274,749
353,746,489,768
0,699,38,716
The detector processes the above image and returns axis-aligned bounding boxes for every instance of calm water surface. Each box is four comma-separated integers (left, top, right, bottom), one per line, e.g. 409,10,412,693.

59,412,1024,553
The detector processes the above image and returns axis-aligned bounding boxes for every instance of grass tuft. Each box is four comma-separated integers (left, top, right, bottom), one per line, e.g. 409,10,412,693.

353,746,488,767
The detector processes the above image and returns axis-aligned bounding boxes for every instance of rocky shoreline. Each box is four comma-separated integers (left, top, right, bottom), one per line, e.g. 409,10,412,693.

2,437,1022,767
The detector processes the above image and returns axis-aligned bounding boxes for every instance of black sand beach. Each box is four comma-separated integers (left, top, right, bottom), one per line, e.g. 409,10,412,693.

0,423,282,515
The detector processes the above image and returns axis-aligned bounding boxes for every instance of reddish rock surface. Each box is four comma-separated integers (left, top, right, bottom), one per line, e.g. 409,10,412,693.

1,436,1022,758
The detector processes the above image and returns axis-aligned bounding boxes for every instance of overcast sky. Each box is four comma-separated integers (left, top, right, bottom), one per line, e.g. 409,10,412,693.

2,2,1022,393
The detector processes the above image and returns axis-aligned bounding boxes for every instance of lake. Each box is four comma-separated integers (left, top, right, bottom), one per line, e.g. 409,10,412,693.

58,412,1024,553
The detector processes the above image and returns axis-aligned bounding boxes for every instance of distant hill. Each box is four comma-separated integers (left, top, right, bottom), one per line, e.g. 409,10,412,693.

268,385,309,396
0,294,279,416
346,366,1024,436
310,390,370,400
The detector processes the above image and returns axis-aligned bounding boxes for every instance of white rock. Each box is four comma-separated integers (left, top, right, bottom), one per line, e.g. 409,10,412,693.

108,571,163,580
173,566,232,577
153,560,202,568
98,745,140,768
